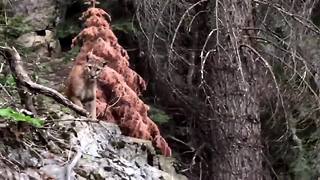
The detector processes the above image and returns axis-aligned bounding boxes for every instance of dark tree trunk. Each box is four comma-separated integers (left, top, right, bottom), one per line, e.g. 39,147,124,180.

206,0,265,179
134,0,269,178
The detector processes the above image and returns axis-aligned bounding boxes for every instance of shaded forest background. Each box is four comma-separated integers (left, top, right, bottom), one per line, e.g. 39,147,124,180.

133,0,320,179
2,0,320,179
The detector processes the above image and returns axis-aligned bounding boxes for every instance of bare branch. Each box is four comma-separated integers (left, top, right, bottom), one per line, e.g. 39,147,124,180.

0,46,89,117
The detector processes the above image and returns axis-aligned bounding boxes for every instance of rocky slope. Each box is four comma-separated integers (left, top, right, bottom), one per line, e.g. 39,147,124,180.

0,0,185,179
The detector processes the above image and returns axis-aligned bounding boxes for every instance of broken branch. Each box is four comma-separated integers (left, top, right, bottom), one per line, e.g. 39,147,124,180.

0,46,88,117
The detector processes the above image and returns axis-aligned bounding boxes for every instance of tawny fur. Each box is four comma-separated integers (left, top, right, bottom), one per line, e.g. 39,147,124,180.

65,53,105,119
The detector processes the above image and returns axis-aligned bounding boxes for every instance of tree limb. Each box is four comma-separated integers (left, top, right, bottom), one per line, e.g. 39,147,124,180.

0,46,88,116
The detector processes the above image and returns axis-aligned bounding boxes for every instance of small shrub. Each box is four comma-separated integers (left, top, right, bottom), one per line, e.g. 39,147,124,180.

149,106,171,124
0,16,33,38
0,74,16,87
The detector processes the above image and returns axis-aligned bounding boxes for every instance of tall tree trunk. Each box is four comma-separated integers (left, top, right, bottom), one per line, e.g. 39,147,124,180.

134,0,269,178
206,0,264,179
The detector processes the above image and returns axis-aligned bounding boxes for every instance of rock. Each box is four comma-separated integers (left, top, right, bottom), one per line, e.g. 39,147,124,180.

156,156,188,180
0,117,187,180
25,168,42,180
15,30,61,57
11,0,57,30
7,149,41,168
40,164,65,179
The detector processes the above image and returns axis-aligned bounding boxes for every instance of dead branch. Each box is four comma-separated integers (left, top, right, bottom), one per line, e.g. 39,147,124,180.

65,148,82,180
0,46,37,114
0,46,89,117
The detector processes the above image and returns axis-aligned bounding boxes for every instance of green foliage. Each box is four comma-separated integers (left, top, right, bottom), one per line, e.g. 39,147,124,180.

0,74,16,87
61,107,71,113
15,44,36,56
0,15,32,39
112,19,137,34
0,107,44,127
149,106,171,124
56,19,81,38
63,46,80,62
289,150,313,179
264,102,320,178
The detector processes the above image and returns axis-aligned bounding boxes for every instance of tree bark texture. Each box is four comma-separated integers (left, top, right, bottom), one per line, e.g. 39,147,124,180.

206,0,264,179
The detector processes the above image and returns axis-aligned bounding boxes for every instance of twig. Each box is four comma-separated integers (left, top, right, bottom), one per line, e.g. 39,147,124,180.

0,152,20,171
46,118,100,123
170,0,207,51
167,135,194,151
65,148,82,180
0,82,13,101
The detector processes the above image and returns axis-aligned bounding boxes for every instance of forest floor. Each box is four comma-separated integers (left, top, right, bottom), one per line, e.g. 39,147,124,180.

25,54,72,91
0,49,186,180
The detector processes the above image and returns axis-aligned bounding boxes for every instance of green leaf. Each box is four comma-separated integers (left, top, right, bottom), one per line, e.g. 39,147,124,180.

149,106,171,124
0,107,44,127
0,74,16,87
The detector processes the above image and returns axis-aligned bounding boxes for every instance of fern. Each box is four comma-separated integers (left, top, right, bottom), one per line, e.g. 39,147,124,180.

0,107,44,127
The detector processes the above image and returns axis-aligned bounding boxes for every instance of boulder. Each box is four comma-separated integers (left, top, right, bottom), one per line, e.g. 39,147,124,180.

15,30,61,57
11,0,57,30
